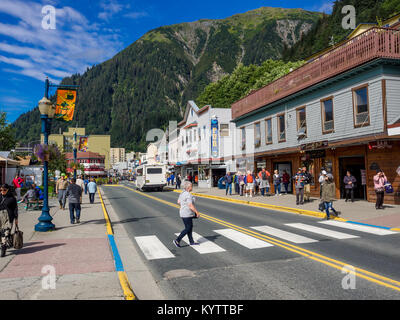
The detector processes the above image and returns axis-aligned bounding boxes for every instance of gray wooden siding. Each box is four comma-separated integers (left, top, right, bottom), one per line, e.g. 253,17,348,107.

248,77,385,154
386,78,400,124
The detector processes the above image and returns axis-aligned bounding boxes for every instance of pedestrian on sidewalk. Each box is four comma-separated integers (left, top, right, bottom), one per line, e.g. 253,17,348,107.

273,170,282,196
282,170,290,194
224,172,233,196
56,174,69,210
374,169,387,210
321,175,338,220
245,171,254,198
302,167,313,202
258,168,270,196
176,174,182,189
293,168,305,205
66,178,83,224
76,175,85,203
0,184,18,257
173,181,200,248
318,170,327,211
343,171,356,203
170,173,175,186
84,176,89,195
88,178,97,204
233,173,239,195
12,175,23,202
238,172,245,196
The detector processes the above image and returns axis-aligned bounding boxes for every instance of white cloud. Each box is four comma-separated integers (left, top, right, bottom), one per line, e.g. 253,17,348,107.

319,1,334,14
124,11,148,19
98,0,126,21
0,0,123,84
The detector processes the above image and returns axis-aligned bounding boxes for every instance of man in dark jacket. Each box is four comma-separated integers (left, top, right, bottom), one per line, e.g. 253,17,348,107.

66,178,82,224
224,172,233,196
0,184,18,257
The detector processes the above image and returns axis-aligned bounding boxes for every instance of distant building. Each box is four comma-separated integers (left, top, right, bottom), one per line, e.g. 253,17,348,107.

41,127,111,169
110,148,126,166
65,151,106,177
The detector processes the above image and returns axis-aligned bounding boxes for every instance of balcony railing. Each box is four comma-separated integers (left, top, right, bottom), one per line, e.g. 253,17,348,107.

232,27,400,120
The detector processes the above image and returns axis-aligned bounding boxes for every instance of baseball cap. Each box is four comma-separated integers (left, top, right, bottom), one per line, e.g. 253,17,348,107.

322,170,327,175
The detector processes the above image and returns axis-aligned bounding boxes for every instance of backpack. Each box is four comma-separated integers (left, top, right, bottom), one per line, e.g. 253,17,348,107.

262,171,267,180
247,175,253,183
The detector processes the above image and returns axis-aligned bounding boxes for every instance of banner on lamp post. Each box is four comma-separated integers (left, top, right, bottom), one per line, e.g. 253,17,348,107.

55,89,77,122
79,136,88,152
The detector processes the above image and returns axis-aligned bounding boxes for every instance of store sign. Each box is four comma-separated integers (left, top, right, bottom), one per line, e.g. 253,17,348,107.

211,118,219,158
301,141,329,151
368,141,392,150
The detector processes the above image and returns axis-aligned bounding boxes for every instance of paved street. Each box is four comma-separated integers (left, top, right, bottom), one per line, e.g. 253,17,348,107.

101,183,400,300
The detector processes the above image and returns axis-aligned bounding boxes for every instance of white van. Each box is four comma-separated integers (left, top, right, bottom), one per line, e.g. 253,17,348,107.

135,164,167,191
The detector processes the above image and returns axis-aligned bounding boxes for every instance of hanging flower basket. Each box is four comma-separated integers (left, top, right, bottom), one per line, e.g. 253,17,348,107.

34,144,62,162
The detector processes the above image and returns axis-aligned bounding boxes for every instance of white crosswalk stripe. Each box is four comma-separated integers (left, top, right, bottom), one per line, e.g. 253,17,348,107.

251,225,318,244
135,236,175,260
214,229,274,249
174,232,226,254
318,221,397,236
285,223,359,239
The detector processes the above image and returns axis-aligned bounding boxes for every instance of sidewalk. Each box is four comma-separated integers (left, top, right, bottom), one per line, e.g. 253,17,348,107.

176,186,400,229
0,193,124,300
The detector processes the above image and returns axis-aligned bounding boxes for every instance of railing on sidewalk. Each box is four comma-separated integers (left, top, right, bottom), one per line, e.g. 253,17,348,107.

232,27,400,120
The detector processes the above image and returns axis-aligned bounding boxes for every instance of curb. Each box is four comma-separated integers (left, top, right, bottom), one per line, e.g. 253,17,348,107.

98,188,136,301
166,188,398,231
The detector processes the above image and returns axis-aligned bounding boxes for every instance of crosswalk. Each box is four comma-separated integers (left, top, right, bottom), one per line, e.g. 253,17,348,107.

134,221,398,261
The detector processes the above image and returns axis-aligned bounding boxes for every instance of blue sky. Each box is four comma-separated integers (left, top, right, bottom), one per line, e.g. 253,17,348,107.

0,0,334,123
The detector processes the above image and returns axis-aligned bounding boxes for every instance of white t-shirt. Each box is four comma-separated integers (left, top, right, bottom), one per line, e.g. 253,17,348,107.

178,191,196,218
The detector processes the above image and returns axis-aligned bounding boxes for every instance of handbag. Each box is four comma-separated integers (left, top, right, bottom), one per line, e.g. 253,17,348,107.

384,183,394,194
13,225,23,250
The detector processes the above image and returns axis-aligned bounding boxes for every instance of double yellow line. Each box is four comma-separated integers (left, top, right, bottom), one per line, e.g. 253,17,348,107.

113,184,400,293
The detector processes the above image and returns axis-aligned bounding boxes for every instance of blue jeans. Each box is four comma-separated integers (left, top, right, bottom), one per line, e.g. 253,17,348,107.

89,193,95,204
275,184,281,194
176,217,194,244
283,183,289,193
69,203,81,222
84,185,88,194
324,202,337,218
226,183,232,195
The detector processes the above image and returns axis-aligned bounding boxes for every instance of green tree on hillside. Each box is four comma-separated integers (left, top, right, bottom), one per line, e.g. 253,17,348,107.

196,60,304,108
0,112,16,150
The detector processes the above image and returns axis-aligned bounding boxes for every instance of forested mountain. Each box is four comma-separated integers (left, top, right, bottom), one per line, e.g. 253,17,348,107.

12,7,321,152
282,0,399,61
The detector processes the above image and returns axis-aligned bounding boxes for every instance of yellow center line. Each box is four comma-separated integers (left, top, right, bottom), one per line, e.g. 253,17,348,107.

105,184,400,292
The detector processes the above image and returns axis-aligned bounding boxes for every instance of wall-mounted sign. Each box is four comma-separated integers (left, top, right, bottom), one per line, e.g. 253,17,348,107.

301,141,329,151
211,118,219,158
368,140,392,150
361,169,367,185
55,89,77,122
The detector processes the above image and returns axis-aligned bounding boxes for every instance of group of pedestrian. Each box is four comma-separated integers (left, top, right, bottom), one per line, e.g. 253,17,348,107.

293,167,313,205
55,174,98,224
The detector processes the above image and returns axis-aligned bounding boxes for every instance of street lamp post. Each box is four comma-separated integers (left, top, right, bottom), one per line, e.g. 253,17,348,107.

73,131,78,180
35,79,56,232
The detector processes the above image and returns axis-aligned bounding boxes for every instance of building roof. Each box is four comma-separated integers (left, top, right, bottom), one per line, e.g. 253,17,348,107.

0,156,19,166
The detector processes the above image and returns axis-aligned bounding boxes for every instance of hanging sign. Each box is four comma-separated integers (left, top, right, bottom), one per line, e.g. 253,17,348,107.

211,118,219,158
55,89,77,122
